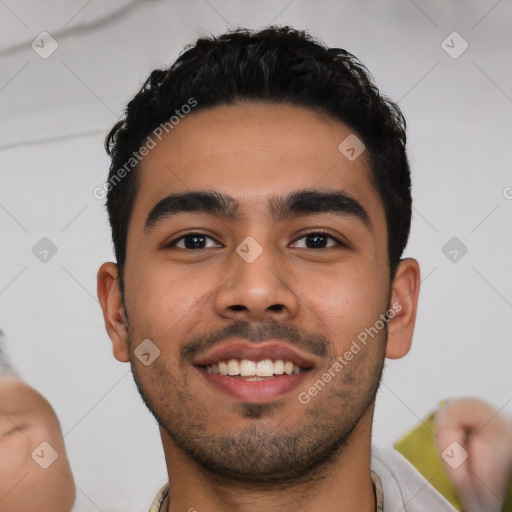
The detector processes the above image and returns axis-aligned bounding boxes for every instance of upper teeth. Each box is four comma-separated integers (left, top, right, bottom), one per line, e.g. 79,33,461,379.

205,358,303,376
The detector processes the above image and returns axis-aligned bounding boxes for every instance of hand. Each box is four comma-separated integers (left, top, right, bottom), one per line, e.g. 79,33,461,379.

435,397,512,512
0,378,75,512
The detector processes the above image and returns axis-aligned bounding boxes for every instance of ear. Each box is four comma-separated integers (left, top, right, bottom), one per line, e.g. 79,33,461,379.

97,262,130,362
385,258,421,359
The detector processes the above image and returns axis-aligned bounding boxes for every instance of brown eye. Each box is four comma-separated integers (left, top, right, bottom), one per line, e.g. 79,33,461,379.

291,232,342,249
168,233,221,250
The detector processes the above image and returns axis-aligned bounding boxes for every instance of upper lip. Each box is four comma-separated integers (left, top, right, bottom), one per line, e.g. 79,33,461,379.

192,339,318,368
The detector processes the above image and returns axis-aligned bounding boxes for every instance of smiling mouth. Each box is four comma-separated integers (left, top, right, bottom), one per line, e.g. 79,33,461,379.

199,357,310,381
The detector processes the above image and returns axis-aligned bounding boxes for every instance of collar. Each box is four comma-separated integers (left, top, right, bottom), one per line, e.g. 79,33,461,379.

150,471,384,512
148,483,168,512
371,469,384,512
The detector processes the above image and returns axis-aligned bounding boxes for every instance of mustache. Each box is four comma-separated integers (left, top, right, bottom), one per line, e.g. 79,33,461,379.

180,319,328,363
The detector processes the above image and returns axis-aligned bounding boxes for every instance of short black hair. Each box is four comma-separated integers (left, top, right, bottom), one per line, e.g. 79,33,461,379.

105,25,411,295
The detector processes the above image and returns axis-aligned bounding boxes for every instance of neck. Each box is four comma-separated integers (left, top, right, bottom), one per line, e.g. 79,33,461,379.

160,411,376,512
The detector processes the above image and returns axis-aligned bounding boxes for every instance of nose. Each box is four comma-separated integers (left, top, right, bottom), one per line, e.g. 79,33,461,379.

214,242,300,323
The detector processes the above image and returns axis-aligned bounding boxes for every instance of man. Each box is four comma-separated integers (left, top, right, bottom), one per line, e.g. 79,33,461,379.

97,26,511,511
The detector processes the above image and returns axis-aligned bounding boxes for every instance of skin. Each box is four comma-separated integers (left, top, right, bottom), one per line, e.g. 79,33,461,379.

98,102,421,512
435,397,512,512
0,377,75,512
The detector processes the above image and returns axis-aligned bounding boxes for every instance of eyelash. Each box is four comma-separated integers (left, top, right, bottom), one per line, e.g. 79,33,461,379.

166,230,344,250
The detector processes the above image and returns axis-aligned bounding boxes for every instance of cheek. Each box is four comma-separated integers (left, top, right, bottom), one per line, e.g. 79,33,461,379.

301,265,388,347
128,260,181,309
125,261,217,345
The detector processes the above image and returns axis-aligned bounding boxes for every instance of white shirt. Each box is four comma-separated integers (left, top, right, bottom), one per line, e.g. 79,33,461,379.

371,445,457,511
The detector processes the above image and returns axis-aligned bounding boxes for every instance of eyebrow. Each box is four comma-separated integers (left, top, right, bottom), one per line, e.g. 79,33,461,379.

143,188,371,233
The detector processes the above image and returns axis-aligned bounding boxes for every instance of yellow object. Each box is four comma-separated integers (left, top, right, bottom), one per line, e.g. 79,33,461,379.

394,407,512,511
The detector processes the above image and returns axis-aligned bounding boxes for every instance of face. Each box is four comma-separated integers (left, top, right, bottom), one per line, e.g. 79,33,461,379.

100,102,414,484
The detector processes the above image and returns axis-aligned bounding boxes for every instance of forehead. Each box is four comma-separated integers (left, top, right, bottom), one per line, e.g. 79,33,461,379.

130,102,385,231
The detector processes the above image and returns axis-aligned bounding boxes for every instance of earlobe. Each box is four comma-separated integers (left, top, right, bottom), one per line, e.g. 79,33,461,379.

385,258,421,360
97,262,130,362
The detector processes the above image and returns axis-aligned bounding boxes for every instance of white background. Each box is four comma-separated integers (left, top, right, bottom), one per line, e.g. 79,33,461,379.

1,1,511,511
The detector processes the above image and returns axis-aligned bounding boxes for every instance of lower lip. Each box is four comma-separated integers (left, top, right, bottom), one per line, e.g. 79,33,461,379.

195,366,312,402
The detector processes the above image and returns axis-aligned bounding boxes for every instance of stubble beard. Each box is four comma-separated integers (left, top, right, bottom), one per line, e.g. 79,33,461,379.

128,328,386,486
